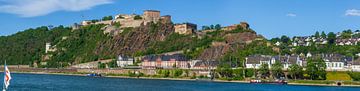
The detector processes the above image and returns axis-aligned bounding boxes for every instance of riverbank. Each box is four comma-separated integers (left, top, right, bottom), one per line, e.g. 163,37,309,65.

11,71,360,87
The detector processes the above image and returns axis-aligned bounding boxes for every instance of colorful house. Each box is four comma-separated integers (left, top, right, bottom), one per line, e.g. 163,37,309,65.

142,54,190,69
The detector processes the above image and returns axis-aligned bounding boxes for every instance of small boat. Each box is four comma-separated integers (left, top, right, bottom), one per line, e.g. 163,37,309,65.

86,73,102,77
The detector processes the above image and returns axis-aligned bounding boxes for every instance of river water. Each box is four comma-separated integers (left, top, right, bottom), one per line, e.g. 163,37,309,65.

2,73,360,91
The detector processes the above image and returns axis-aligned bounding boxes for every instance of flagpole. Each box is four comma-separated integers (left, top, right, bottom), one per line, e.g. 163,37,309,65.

3,60,6,91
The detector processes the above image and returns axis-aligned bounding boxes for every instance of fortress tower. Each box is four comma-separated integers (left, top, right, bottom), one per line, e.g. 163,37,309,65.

143,10,161,23
160,15,172,24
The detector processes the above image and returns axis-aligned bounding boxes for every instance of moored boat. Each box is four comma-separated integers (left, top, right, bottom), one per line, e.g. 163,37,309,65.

86,73,102,77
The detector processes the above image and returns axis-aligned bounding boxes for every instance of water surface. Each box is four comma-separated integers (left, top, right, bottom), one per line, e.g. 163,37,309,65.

3,73,360,91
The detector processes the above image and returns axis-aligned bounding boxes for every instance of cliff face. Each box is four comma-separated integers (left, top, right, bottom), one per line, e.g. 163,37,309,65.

0,18,260,67
197,32,259,60
96,22,174,56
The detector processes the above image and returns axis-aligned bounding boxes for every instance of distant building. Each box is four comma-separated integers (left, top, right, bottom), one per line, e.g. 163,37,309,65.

191,60,219,70
245,55,272,69
113,10,170,28
142,54,190,69
81,20,92,26
45,43,56,53
143,10,161,23
71,23,82,30
160,15,172,24
117,55,134,67
352,58,360,72
245,55,304,69
221,22,250,31
174,23,197,35
319,54,353,71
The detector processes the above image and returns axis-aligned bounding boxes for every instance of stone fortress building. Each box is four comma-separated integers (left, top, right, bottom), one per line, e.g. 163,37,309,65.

79,10,172,29
174,23,197,35
74,10,250,35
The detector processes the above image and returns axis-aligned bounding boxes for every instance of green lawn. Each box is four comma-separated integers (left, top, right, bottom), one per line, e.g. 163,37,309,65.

289,80,335,84
326,72,352,81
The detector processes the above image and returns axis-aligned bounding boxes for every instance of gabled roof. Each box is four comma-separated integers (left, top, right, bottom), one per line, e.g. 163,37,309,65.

142,55,157,61
194,61,219,67
118,55,134,61
353,58,360,65
246,55,271,64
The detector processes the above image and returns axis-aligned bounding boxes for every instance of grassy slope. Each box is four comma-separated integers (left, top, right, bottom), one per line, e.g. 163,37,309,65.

326,72,352,81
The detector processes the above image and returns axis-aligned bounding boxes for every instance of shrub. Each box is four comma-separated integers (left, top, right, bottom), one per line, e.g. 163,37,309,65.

245,69,255,77
173,69,183,77
128,71,136,77
134,15,142,20
348,72,360,81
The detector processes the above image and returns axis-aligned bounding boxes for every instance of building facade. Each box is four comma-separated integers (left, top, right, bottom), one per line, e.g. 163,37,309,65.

117,55,134,67
142,54,190,69
174,23,197,35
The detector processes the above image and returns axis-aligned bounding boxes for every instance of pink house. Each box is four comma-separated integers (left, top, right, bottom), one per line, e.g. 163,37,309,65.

142,54,190,69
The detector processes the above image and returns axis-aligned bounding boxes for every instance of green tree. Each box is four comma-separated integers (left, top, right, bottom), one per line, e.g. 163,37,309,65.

216,66,233,78
202,26,210,30
341,29,353,39
327,32,336,45
245,68,255,77
271,61,284,79
306,58,326,80
134,15,142,20
270,37,280,44
163,70,170,77
98,62,106,69
315,31,320,38
259,64,270,78
321,31,327,38
102,15,113,21
210,25,214,29
348,72,360,81
173,69,183,77
289,64,303,80
108,59,117,68
214,24,222,30
233,69,244,80
280,35,290,44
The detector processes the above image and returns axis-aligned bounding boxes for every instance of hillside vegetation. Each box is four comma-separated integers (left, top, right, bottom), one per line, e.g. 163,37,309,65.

0,21,260,68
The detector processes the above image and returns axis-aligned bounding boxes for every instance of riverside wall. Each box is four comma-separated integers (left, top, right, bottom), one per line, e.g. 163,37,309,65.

0,66,212,76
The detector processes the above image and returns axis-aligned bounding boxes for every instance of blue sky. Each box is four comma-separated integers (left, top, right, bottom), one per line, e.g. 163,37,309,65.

0,0,360,38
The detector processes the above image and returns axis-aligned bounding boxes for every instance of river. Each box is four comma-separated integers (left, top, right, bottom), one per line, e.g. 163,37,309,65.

2,73,360,91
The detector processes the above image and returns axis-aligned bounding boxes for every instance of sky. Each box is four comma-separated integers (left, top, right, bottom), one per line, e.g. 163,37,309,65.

0,0,360,38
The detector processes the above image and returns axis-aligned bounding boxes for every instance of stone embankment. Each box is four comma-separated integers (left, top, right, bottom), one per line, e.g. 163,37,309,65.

0,66,211,76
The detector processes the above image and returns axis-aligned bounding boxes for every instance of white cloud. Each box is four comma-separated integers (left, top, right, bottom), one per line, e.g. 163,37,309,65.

0,0,113,17
345,9,360,16
286,13,297,17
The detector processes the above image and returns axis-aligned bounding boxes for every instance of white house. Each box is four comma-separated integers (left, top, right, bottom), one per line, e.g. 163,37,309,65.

117,55,134,67
245,55,272,69
324,59,344,71
321,54,352,71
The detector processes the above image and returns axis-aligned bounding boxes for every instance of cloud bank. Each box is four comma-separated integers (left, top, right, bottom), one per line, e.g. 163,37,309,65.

0,0,113,17
345,9,360,16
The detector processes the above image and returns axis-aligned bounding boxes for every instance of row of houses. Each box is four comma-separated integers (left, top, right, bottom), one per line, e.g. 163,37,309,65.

288,36,360,47
116,53,360,72
245,54,360,71
116,54,218,70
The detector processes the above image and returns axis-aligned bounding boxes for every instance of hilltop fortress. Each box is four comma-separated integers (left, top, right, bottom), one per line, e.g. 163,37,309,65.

73,10,250,35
